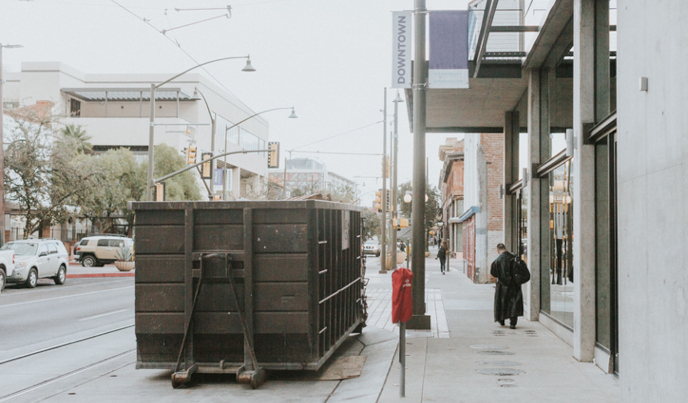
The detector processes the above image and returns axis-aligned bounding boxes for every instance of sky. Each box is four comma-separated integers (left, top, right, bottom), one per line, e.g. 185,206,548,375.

0,0,472,205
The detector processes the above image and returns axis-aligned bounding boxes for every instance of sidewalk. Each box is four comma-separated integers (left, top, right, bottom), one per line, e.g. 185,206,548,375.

367,247,619,403
66,261,134,278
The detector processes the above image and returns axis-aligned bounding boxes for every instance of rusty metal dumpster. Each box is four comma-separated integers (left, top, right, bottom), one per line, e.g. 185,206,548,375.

131,200,366,388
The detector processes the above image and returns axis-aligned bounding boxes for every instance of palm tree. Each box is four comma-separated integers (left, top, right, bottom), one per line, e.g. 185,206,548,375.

60,124,92,154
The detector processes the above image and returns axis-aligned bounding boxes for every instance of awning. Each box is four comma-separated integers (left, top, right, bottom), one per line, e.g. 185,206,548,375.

61,87,193,102
458,206,481,223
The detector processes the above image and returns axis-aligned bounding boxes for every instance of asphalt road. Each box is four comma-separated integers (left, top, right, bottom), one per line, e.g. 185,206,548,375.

0,278,134,356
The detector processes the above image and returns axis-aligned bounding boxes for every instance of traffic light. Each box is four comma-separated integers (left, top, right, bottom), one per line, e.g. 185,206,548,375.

155,182,165,202
201,152,213,179
187,145,197,165
268,142,280,168
385,156,391,179
374,190,382,212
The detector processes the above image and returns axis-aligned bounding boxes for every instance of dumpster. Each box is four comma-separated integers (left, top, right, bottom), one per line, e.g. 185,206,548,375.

131,200,367,388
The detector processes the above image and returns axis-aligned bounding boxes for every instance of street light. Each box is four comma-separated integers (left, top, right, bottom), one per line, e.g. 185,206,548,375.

146,55,255,201
222,107,297,200
0,43,23,246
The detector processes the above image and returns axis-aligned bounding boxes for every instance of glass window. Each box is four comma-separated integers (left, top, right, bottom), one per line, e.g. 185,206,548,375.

39,245,49,256
2,242,37,256
47,243,58,254
97,239,109,247
541,159,574,328
109,239,124,247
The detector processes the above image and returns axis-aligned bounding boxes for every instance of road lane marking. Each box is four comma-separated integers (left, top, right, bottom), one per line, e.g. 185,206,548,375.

0,286,133,308
79,309,128,322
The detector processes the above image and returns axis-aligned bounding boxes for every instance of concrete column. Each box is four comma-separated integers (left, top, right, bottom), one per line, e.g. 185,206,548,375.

231,168,241,200
475,143,488,283
504,111,520,253
572,0,598,362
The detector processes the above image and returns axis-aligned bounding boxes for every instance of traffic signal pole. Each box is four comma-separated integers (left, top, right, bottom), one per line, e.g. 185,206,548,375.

380,88,388,274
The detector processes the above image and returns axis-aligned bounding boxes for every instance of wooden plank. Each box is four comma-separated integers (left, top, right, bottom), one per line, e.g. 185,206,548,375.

254,224,308,253
254,283,308,312
194,208,243,225
254,208,307,224
136,210,184,225
135,284,184,312
136,225,184,254
135,255,184,283
193,225,243,251
254,254,308,282
136,313,184,334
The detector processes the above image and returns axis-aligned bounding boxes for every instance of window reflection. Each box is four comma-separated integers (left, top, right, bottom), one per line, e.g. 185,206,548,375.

544,159,574,327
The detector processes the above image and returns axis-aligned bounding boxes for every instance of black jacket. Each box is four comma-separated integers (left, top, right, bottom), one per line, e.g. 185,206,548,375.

437,246,447,261
490,251,524,321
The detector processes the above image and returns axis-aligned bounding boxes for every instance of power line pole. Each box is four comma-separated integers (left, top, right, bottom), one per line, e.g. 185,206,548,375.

408,0,431,330
380,88,388,274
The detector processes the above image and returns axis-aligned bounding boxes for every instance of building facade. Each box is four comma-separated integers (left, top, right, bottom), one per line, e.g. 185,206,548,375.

268,158,359,201
438,138,464,260
406,0,688,400
3,62,269,201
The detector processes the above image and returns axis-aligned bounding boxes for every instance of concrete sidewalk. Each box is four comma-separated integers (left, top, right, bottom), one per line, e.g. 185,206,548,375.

66,261,134,278
367,249,620,402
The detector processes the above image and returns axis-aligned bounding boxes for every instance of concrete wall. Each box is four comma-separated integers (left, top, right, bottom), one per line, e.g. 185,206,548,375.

617,2,688,402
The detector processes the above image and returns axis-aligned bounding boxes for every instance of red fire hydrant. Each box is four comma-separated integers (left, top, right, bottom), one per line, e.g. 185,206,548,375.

392,268,413,324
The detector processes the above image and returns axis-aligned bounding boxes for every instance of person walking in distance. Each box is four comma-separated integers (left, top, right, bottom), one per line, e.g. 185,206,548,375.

436,241,448,275
491,243,524,329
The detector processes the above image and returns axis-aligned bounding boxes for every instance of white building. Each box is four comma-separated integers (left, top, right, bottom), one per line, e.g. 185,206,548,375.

268,158,359,200
3,61,269,200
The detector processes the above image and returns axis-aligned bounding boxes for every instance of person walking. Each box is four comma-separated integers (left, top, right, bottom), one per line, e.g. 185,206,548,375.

436,241,448,275
490,243,524,329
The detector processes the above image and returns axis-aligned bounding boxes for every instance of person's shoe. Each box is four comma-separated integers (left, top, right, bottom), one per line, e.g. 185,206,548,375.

442,272,445,275
510,324,516,329
498,320,505,326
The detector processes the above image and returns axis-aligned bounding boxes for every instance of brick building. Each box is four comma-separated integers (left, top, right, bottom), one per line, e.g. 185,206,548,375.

460,133,504,284
437,138,464,260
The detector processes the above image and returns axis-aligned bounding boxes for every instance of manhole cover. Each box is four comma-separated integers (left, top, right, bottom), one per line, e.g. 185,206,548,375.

474,350,515,355
470,344,508,350
476,361,521,366
476,368,525,376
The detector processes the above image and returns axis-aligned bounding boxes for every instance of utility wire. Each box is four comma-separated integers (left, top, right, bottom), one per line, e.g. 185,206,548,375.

291,150,381,156
289,121,383,152
110,0,254,115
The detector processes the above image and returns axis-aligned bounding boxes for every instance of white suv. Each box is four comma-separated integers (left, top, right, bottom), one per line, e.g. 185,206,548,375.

1,239,69,288
75,235,133,267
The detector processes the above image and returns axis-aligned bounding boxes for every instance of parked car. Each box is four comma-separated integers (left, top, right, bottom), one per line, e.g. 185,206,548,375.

0,249,15,292
1,239,69,288
75,235,133,267
363,240,381,257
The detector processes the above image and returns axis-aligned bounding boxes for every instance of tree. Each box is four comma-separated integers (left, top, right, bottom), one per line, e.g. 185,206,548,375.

396,181,441,247
4,111,99,238
330,185,357,204
60,124,92,154
362,209,380,242
153,144,202,201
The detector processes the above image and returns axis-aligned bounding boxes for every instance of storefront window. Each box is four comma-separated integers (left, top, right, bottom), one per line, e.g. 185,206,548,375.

541,159,574,328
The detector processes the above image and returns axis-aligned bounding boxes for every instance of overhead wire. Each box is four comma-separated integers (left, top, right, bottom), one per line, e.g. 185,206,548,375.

289,121,383,152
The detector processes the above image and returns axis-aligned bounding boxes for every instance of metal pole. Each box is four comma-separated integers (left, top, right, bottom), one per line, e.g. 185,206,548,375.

409,0,430,329
400,322,406,397
391,92,401,270
0,45,5,245
146,83,156,201
380,88,388,274
223,127,228,200
209,113,216,198
283,157,288,199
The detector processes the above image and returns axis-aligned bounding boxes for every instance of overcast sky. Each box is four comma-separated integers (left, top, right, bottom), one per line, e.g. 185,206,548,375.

0,0,472,205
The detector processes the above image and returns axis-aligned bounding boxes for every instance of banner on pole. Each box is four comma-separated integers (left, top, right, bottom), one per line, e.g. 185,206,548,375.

392,11,412,88
429,11,469,89
214,169,223,187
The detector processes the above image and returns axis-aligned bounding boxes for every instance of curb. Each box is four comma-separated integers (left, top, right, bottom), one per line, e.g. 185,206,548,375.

66,273,135,278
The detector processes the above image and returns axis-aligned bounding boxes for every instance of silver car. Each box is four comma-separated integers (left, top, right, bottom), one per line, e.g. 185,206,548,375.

2,239,69,288
363,240,381,257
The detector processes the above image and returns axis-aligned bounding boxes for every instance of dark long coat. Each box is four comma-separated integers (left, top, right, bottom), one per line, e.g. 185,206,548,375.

491,251,524,322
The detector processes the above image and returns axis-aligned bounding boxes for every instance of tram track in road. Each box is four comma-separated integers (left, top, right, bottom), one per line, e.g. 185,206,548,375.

0,349,136,403
0,323,134,366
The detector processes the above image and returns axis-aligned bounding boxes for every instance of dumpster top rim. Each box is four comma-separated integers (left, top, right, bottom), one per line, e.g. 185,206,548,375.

129,200,365,212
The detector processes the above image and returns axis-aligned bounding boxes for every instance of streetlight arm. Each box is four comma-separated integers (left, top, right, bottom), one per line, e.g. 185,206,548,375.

154,149,269,185
195,88,214,123
155,55,250,89
224,107,294,133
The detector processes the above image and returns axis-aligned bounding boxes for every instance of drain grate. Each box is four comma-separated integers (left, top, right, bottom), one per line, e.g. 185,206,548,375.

474,350,515,355
476,360,521,366
476,368,525,376
470,344,508,350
